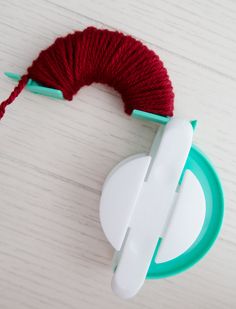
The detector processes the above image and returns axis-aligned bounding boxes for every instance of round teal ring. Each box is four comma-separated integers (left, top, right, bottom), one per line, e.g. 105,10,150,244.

146,144,224,279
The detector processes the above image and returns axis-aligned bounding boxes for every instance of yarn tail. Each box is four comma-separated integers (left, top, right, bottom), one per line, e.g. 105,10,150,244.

0,74,29,120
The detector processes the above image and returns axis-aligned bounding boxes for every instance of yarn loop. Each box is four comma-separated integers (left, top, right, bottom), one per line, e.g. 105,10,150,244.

0,27,174,120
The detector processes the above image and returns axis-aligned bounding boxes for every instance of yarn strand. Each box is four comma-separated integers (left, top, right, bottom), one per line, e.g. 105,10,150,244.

0,74,29,119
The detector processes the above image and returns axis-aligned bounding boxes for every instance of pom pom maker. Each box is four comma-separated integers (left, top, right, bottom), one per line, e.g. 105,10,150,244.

5,72,224,299
100,110,224,299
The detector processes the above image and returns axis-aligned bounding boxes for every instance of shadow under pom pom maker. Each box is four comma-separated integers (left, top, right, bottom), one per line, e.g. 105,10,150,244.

0,27,224,299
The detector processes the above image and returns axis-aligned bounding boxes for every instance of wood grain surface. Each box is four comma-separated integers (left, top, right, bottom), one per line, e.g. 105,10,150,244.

0,1,235,308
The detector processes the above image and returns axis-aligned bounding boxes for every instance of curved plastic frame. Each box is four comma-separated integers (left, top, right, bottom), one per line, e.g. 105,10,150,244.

147,145,224,279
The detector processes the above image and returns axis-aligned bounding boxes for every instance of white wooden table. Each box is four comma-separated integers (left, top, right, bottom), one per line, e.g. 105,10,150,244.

0,1,235,308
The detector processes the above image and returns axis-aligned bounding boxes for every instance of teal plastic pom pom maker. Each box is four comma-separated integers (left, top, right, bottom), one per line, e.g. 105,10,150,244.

4,72,224,300
100,110,224,299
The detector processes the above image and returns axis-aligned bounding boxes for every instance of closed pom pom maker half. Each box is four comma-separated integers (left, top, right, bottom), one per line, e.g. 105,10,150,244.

100,110,224,299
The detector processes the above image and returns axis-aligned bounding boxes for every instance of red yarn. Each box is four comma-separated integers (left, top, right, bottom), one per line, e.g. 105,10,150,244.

0,75,29,119
0,27,174,120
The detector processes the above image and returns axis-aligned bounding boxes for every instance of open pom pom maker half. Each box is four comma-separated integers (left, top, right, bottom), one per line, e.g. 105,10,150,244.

4,72,224,299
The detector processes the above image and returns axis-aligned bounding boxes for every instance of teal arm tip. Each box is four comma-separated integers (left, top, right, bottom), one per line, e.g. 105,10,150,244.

132,109,197,130
4,72,64,100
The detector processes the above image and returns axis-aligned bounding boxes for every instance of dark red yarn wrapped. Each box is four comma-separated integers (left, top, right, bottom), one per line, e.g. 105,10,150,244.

0,27,174,119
